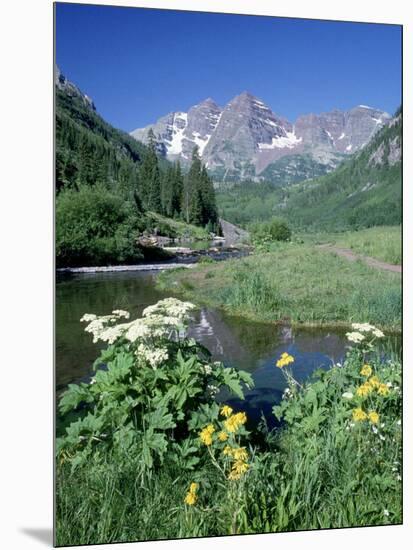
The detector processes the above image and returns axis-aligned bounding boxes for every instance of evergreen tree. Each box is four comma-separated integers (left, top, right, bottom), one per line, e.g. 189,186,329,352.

140,129,162,213
172,161,184,217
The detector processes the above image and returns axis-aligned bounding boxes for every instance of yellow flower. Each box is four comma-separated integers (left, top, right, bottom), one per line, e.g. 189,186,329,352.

224,411,247,433
377,383,390,396
223,445,233,456
352,407,368,422
232,460,249,475
189,482,199,494
218,431,229,442
276,352,294,368
368,376,381,388
232,447,248,461
228,470,242,481
184,492,197,506
184,481,199,505
228,460,249,480
368,411,379,424
199,424,215,446
360,364,373,377
220,405,233,418
356,383,373,397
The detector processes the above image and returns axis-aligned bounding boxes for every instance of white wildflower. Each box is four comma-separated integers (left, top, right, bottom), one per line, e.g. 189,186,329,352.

383,510,390,517
342,392,354,400
372,425,378,434
142,298,195,320
137,343,168,369
203,364,213,375
397,419,401,426
397,474,402,481
112,309,130,319
379,434,386,441
80,313,97,322
207,384,219,396
372,328,384,338
346,331,365,343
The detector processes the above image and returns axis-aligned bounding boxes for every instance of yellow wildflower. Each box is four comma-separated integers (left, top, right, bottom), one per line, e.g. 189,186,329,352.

199,424,215,446
218,431,229,442
368,376,381,388
184,482,198,505
232,447,249,461
377,383,390,396
228,470,242,481
232,460,249,475
352,407,368,422
356,383,373,397
223,445,233,456
224,411,247,433
184,492,197,505
276,352,294,368
368,411,379,424
360,364,373,377
189,482,199,493
220,405,233,418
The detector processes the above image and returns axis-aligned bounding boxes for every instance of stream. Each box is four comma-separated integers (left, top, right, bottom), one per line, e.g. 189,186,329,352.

56,269,400,425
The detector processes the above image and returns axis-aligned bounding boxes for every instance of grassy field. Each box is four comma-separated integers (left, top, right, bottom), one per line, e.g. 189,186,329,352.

332,226,401,265
298,226,401,265
157,241,401,330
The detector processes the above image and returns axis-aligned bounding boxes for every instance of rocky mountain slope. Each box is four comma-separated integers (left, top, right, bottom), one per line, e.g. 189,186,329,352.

131,92,391,183
216,109,401,230
273,109,402,229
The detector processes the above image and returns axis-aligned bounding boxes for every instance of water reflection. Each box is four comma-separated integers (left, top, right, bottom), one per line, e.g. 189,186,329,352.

56,271,400,423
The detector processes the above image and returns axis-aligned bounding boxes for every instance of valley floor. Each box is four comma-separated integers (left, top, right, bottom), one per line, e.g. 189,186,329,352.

157,228,401,331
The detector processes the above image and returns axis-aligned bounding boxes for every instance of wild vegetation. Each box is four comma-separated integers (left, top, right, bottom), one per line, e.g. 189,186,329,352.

56,301,401,545
158,240,401,330
56,88,220,267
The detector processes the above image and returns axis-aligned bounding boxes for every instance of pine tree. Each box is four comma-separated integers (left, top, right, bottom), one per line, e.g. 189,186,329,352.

171,161,184,218
140,129,162,213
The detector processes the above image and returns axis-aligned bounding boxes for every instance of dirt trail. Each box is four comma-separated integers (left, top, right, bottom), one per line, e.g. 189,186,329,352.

317,243,401,273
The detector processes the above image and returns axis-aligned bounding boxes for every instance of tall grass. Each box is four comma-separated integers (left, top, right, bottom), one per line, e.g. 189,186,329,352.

158,244,401,330
335,226,401,265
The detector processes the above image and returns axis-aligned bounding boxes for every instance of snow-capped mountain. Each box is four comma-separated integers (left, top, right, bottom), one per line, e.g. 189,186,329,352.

131,92,391,182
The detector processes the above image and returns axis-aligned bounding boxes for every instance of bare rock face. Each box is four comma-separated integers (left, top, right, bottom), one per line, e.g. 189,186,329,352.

55,66,96,111
131,99,222,161
131,92,391,182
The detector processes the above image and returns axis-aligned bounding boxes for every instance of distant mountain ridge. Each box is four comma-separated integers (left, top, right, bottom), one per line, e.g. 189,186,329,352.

131,92,391,183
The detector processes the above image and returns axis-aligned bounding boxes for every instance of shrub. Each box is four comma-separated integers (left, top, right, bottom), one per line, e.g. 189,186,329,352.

249,217,292,251
56,185,144,267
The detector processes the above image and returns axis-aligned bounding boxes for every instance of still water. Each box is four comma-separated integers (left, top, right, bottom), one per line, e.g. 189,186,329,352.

56,270,400,424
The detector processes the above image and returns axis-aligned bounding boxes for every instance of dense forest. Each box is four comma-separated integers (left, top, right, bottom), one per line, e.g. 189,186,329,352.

56,86,220,267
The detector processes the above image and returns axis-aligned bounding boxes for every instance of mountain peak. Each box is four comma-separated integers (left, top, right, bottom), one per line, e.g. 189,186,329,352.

130,93,392,181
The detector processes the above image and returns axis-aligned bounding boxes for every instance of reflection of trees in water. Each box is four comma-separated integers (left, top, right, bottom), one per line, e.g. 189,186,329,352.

56,272,169,389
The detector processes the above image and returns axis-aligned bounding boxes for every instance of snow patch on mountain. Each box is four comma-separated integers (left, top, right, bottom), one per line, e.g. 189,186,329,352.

166,112,188,155
258,132,302,150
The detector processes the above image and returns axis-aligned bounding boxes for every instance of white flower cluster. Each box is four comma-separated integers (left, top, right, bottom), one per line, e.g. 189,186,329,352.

143,297,195,320
80,299,196,345
346,323,384,343
80,310,131,343
136,343,168,369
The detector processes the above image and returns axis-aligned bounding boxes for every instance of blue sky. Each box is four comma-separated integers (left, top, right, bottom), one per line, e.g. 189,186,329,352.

55,3,402,132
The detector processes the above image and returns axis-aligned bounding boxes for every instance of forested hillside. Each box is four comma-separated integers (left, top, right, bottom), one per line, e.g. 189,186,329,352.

55,70,220,267
218,110,401,231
